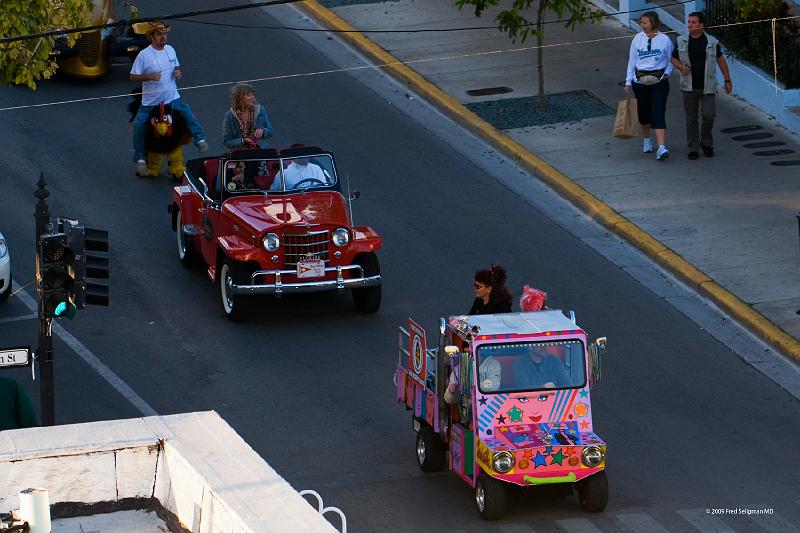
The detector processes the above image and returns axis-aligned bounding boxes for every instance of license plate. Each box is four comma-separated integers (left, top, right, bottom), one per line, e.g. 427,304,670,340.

297,259,325,279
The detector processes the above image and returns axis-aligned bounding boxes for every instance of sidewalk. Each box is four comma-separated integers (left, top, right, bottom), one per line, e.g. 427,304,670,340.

302,0,800,361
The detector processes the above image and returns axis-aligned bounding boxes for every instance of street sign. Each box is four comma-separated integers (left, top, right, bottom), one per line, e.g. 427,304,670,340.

0,346,32,368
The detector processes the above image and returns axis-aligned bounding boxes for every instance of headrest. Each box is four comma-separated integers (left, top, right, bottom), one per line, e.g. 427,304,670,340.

203,159,219,184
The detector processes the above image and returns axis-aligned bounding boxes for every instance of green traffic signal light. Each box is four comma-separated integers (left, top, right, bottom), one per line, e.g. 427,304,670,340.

54,300,76,320
44,292,76,320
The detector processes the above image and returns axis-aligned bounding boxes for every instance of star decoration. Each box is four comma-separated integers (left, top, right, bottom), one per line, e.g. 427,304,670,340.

544,446,553,454
564,447,577,456
574,403,589,417
579,389,589,398
579,420,589,430
507,405,524,422
496,414,507,424
549,449,567,466
532,451,548,469
523,449,535,459
499,427,509,432
478,396,487,406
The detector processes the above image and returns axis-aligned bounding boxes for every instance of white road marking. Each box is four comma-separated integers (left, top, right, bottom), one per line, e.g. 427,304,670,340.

677,508,736,532
0,313,37,324
556,518,604,532
616,512,671,533
12,281,157,417
500,524,537,532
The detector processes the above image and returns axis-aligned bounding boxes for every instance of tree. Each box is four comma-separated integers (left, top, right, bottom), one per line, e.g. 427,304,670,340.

0,0,94,89
456,0,602,107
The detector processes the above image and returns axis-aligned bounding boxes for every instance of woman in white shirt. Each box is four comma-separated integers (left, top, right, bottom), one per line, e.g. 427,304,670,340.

624,12,674,161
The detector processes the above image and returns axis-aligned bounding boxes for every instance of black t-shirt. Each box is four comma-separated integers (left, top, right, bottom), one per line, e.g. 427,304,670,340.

672,34,722,91
469,297,512,315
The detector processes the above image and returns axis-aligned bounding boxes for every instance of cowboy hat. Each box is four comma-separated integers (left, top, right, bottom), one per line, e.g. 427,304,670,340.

139,20,171,37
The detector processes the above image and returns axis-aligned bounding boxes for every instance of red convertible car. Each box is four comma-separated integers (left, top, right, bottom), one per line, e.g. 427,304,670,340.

168,146,382,319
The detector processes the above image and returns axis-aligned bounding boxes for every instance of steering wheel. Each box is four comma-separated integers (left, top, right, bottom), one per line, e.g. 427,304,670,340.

292,178,326,189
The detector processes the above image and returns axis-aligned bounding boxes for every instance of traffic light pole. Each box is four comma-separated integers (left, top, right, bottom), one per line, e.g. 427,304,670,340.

34,173,55,426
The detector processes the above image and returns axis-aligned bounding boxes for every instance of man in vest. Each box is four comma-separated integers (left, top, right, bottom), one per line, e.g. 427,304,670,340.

671,12,732,159
672,11,733,159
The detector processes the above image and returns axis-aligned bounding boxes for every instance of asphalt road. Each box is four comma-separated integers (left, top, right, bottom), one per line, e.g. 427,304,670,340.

1,2,799,531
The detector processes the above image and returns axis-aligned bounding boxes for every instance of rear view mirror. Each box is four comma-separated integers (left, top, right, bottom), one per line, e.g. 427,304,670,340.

588,337,607,387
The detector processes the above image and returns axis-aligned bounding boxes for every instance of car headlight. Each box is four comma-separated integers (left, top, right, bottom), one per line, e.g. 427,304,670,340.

262,233,280,252
0,239,7,259
492,451,514,473
332,227,349,247
581,445,604,467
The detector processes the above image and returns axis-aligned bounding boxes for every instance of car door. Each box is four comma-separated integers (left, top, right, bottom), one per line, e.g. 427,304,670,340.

199,164,223,268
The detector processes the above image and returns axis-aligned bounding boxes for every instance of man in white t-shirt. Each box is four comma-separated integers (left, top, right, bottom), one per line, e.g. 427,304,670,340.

130,21,207,175
271,158,328,190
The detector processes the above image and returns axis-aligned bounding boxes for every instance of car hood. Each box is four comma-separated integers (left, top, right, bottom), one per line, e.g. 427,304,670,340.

222,192,350,233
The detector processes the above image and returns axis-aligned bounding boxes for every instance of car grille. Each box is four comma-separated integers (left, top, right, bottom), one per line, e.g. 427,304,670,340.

283,230,330,267
78,31,101,67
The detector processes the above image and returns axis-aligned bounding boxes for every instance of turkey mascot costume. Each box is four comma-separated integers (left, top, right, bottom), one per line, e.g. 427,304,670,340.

128,90,192,180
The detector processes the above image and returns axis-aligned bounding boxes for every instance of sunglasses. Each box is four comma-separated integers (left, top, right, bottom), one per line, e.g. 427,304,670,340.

474,282,488,289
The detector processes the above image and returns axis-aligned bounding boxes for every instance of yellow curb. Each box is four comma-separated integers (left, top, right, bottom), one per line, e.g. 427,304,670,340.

655,249,712,290
700,282,800,361
297,1,800,363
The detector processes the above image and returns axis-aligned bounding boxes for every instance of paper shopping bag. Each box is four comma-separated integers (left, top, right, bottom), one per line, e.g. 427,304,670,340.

613,98,639,139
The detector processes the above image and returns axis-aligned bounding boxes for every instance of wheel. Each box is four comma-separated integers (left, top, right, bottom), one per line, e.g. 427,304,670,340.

415,425,445,472
352,253,381,313
220,258,251,321
475,472,507,521
0,273,10,301
577,470,608,512
176,210,199,267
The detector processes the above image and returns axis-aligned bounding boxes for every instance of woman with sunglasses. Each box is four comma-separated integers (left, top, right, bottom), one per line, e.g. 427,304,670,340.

624,11,674,161
469,264,513,315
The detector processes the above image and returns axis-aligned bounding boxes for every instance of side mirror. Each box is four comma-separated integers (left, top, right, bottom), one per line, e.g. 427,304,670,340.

350,190,361,201
588,337,607,387
199,177,210,196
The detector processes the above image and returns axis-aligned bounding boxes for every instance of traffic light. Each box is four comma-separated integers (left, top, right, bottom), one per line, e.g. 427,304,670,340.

39,232,77,320
64,221,109,308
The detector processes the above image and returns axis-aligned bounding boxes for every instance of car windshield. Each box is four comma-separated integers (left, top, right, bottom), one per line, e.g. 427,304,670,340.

476,339,586,394
223,154,338,195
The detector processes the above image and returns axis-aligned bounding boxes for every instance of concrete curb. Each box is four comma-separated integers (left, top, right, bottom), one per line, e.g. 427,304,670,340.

297,1,800,363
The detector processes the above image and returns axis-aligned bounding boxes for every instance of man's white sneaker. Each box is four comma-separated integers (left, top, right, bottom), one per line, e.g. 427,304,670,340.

642,138,654,153
135,159,147,176
656,146,670,160
197,140,209,154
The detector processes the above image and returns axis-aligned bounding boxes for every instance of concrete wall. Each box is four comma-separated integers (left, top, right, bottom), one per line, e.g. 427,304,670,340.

0,412,338,533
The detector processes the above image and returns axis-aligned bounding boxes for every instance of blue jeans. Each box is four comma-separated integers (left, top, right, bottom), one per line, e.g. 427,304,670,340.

132,98,206,162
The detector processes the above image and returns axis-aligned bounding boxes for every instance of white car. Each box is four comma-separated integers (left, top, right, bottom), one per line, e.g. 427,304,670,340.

0,231,10,301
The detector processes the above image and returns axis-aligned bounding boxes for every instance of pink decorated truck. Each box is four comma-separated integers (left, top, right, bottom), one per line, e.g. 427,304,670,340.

396,311,608,520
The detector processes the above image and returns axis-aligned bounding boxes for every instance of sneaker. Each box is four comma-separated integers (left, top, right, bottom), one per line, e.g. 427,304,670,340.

197,140,209,154
701,145,714,157
135,159,147,176
656,146,670,160
688,151,699,160
642,138,654,153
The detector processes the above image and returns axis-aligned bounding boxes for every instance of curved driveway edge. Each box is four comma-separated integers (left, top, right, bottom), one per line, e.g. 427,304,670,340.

296,0,800,363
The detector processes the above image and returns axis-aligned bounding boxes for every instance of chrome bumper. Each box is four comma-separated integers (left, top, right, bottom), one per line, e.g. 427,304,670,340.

229,264,381,297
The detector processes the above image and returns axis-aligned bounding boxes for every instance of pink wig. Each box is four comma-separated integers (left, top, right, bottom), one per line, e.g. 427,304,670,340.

520,285,547,312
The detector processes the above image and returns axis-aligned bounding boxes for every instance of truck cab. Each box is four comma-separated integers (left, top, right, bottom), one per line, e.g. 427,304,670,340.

396,311,608,520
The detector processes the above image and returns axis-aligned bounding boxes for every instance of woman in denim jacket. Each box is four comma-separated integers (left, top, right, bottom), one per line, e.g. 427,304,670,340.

222,83,273,150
